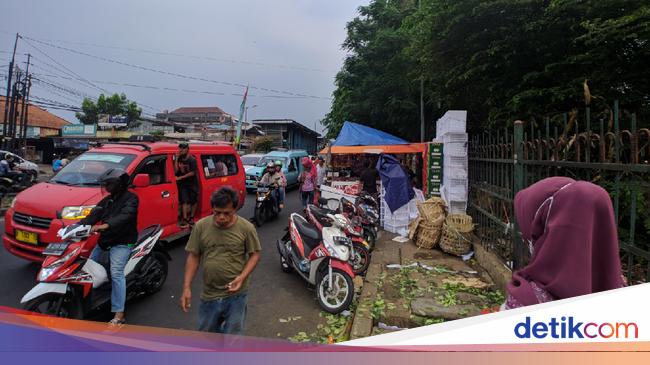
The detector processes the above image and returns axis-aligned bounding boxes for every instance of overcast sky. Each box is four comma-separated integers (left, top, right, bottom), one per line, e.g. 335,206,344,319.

0,0,369,135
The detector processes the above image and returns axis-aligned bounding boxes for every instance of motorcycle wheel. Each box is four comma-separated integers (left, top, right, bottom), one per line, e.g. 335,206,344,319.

365,229,377,251
280,256,292,273
316,268,354,314
254,206,265,227
350,243,371,276
23,293,82,319
144,252,169,294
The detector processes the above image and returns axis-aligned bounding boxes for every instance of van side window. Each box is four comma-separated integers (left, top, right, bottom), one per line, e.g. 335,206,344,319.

202,154,239,179
135,156,167,185
288,158,297,172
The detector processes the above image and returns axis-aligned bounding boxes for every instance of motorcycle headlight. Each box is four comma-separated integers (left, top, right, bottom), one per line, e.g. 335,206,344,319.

327,236,351,261
61,206,95,220
38,247,80,281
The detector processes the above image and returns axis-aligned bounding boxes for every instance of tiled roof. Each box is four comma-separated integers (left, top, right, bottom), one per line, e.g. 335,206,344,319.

0,96,71,129
169,106,226,114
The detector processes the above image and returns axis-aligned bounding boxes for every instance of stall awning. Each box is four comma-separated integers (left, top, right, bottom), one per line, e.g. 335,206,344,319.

333,121,408,146
320,143,426,155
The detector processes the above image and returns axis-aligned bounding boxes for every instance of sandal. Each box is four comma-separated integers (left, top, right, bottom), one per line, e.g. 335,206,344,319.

108,318,126,327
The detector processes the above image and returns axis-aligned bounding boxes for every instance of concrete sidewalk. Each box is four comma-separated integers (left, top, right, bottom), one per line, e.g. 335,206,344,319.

350,231,505,339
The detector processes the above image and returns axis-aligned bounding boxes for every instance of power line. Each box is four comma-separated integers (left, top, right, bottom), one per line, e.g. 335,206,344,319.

28,71,322,100
21,38,162,113
20,37,109,94
22,36,332,100
12,35,336,74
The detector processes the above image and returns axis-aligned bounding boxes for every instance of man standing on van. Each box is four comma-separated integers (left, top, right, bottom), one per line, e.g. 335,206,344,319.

180,187,261,335
175,142,198,229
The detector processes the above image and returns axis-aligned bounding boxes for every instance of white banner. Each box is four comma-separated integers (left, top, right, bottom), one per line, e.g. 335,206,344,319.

344,283,649,346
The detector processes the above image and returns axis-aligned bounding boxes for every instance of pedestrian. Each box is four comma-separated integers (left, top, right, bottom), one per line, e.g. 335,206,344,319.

175,142,198,229
180,187,261,335
80,169,138,326
314,156,326,204
359,160,379,195
52,154,62,173
501,177,625,310
298,157,316,211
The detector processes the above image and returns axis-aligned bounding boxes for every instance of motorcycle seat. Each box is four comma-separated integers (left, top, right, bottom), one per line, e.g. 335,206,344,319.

308,205,335,227
292,215,321,256
137,224,162,245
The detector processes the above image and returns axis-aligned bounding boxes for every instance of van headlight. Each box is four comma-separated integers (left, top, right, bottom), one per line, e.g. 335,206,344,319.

61,206,96,220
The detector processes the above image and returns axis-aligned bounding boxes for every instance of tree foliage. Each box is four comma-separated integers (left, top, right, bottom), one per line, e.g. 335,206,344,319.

323,0,650,139
76,93,142,127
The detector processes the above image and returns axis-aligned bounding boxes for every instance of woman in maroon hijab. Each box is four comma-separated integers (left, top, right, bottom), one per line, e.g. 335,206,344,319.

502,176,625,310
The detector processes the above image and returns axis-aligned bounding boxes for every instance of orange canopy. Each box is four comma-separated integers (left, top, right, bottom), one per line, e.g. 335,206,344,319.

319,143,426,155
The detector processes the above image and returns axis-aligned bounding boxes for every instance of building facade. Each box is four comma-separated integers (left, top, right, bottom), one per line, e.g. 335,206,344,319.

252,119,320,155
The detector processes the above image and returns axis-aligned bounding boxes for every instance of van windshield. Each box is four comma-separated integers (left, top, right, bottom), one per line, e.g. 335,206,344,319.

50,153,136,186
257,157,288,167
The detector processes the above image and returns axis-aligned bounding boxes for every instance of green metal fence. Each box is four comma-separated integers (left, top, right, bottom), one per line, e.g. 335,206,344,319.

468,101,650,284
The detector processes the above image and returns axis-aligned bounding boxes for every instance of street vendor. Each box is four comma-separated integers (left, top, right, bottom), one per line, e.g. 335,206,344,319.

359,160,379,195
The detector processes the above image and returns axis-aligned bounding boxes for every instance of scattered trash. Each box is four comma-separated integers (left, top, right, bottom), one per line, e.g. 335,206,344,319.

279,316,302,323
378,322,407,331
392,236,410,243
433,266,456,274
341,310,352,317
170,296,174,299
464,270,478,275
462,251,475,261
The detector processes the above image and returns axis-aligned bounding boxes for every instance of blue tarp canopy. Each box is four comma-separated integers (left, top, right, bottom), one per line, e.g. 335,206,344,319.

333,121,408,147
377,154,414,213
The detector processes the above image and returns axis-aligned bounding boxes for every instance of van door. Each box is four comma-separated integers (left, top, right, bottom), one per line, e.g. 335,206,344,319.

198,153,242,215
131,155,176,233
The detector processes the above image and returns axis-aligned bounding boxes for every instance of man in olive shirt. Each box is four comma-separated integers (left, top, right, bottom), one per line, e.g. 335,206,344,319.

180,187,261,335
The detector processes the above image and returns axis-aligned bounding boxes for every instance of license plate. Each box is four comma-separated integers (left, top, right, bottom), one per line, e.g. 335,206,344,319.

43,243,70,256
16,230,38,245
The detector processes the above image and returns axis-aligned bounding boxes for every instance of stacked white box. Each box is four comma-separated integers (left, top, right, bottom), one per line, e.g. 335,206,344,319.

436,110,469,214
379,184,425,237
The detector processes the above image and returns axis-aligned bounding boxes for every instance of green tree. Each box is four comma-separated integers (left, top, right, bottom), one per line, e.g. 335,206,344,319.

76,93,142,127
325,0,650,137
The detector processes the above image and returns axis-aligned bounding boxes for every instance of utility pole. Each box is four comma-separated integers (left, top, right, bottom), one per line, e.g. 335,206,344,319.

3,33,19,149
418,0,425,142
19,54,31,154
8,69,22,152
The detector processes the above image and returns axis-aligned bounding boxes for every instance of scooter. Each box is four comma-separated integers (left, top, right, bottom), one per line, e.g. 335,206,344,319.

305,203,371,275
254,183,280,227
21,223,170,319
318,197,379,251
277,213,355,314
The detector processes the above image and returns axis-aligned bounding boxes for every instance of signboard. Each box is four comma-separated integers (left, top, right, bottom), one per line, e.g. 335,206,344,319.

62,124,97,137
98,114,129,128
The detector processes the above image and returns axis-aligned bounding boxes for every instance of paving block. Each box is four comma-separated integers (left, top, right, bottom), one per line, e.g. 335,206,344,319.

410,298,481,320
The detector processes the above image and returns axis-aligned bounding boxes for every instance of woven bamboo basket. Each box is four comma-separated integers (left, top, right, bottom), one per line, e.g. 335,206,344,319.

415,220,443,249
416,198,446,222
439,214,474,256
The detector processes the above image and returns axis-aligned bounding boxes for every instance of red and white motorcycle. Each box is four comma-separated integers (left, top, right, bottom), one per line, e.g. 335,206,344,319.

21,223,169,319
277,213,355,314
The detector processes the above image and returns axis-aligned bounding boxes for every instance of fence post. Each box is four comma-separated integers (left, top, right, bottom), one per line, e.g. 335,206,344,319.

513,121,525,269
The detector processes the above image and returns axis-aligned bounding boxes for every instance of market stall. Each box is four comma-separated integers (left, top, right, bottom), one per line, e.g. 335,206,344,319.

318,122,442,235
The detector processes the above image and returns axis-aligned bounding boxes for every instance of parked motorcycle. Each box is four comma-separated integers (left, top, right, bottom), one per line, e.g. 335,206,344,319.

277,213,355,314
306,203,371,275
318,196,379,251
254,183,280,227
21,223,169,319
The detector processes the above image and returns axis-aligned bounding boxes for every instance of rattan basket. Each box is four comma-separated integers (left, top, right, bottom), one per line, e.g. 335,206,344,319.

439,214,474,256
414,219,444,249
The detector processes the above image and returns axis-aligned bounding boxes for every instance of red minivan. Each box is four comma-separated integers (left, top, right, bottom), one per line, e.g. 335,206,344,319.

3,141,246,262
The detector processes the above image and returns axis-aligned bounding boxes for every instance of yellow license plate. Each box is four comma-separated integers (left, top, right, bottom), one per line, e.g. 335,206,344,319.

16,230,38,245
